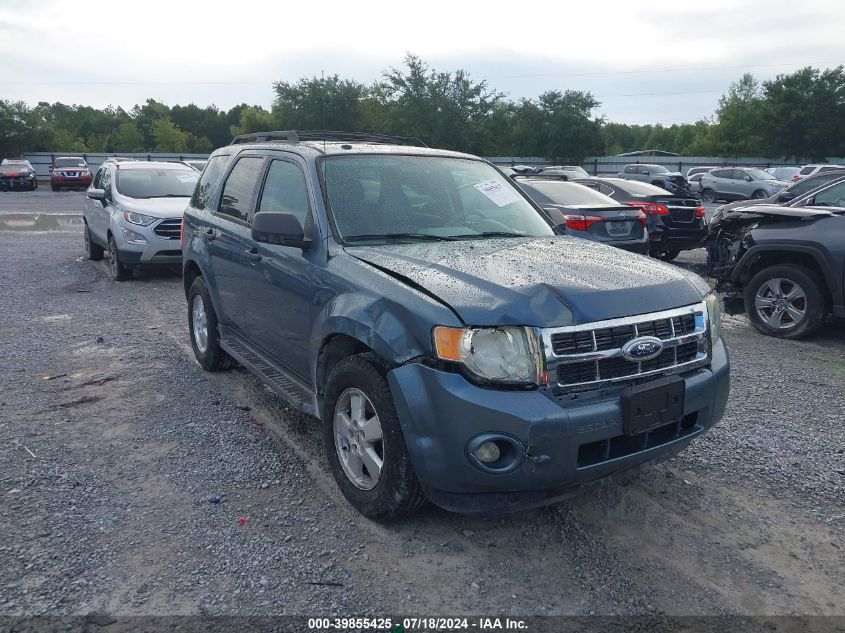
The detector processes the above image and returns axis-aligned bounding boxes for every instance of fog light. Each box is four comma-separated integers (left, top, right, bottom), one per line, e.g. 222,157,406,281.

121,227,147,244
474,441,501,464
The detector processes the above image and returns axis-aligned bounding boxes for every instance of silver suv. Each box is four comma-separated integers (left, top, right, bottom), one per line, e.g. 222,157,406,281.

699,167,788,203
82,161,198,280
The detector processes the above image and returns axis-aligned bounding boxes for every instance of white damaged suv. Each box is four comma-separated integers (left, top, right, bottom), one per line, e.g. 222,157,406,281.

83,161,198,280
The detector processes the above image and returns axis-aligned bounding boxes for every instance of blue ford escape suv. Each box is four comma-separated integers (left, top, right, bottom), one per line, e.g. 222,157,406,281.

181,131,730,518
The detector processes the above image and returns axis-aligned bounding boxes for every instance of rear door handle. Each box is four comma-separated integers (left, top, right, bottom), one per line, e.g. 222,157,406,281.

244,247,262,262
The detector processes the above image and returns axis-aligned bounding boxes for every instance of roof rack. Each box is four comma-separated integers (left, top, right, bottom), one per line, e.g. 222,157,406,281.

229,130,428,148
231,130,300,145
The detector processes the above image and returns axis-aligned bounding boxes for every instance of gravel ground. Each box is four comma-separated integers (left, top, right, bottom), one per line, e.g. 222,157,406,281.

0,191,842,619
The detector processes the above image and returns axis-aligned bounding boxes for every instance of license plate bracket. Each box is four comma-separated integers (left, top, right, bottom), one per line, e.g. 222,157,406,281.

621,376,685,436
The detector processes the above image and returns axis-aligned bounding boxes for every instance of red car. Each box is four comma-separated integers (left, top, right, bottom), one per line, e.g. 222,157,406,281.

51,156,93,191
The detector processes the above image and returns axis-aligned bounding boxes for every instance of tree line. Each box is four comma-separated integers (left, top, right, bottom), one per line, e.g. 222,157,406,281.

2,55,843,162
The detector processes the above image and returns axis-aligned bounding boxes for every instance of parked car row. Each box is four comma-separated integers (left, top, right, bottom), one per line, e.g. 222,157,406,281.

81,132,731,519
0,155,207,193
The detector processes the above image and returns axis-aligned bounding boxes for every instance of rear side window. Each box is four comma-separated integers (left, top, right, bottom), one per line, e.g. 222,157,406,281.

791,172,843,196
257,160,312,225
191,154,229,210
810,181,845,207
217,156,264,223
711,169,731,178
798,166,815,175
624,165,636,174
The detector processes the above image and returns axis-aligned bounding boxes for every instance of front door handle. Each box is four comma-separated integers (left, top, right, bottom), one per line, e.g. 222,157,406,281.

204,228,216,241
244,247,262,262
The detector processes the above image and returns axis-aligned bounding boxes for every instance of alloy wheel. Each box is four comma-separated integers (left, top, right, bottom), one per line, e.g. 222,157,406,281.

191,294,209,354
333,387,384,490
754,277,807,330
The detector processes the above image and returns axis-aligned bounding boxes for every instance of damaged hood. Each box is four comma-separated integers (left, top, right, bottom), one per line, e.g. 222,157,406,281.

346,237,707,327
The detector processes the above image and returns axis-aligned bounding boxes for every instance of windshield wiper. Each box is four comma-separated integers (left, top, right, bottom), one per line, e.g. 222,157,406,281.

446,231,527,239
344,232,460,242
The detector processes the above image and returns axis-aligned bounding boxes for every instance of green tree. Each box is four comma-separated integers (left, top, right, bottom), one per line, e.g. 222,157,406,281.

273,74,369,130
762,66,845,160
151,119,188,152
112,121,145,152
230,105,277,137
376,54,504,153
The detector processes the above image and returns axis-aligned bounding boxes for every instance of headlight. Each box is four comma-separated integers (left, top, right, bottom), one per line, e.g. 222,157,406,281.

705,294,722,345
123,210,157,226
433,325,544,385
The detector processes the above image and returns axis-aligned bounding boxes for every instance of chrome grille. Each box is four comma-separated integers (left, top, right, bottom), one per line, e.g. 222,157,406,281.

153,218,182,240
543,302,710,392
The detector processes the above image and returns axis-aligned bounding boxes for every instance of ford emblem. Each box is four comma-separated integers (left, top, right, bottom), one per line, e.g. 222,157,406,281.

621,336,664,362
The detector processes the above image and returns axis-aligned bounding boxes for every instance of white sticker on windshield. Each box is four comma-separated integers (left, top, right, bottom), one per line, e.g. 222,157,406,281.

176,174,197,183
473,179,520,207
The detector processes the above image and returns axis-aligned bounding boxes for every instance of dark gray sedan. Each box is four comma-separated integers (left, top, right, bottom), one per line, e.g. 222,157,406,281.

514,177,649,254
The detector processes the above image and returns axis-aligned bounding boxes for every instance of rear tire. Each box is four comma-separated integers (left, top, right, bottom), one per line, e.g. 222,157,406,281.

322,353,427,519
83,221,104,261
744,264,827,339
107,235,132,281
187,277,236,371
701,189,717,203
650,248,680,262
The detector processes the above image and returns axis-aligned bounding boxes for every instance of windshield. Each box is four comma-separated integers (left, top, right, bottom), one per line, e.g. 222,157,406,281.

54,158,86,169
745,169,775,180
321,155,554,243
521,181,618,206
115,168,198,199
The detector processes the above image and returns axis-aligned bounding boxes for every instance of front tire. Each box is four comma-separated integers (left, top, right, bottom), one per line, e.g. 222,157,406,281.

187,277,235,371
751,189,768,199
51,184,59,192
322,353,426,519
83,221,104,261
744,264,827,339
701,189,717,203
107,235,132,281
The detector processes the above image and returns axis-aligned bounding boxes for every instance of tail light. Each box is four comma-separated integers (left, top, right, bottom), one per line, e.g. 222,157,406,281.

627,201,669,215
695,207,705,218
563,214,603,231
636,211,647,227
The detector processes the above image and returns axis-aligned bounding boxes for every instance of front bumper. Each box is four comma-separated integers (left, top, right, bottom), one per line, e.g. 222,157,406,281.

52,175,92,188
388,339,729,513
113,220,182,265
1,177,36,190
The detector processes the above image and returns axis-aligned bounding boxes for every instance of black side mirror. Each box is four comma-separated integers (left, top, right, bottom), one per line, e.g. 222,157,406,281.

777,192,795,202
642,170,650,176
745,176,752,181
251,212,309,249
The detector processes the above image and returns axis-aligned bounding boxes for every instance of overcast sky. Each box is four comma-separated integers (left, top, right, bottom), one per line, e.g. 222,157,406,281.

1,0,843,125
